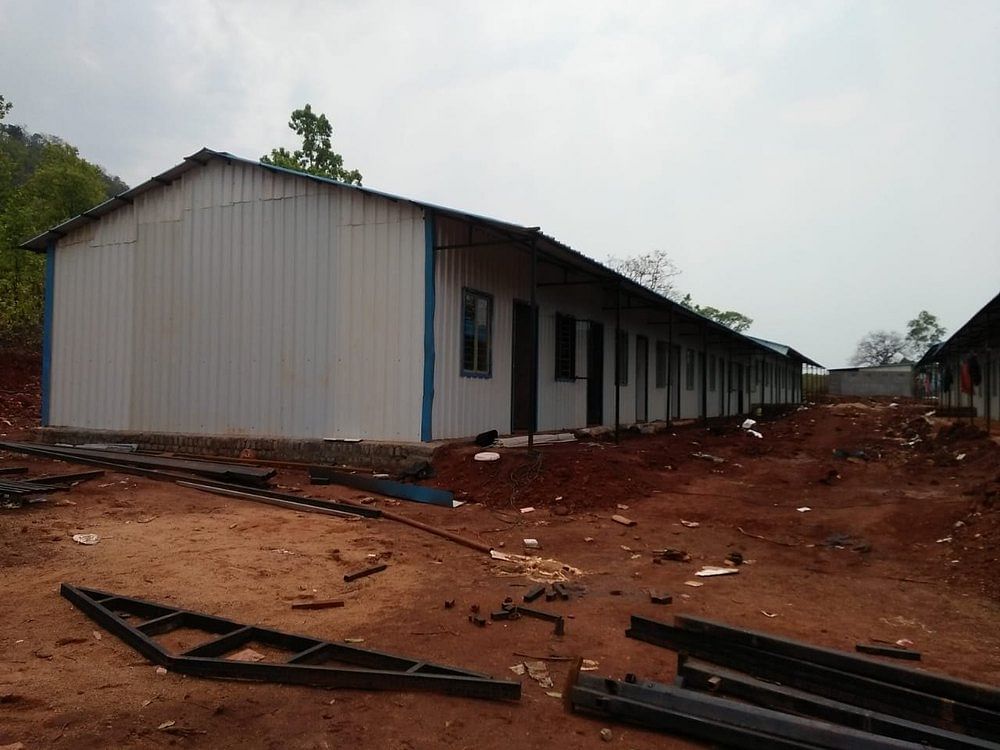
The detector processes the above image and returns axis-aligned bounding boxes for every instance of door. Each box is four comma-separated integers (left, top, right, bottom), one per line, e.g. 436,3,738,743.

586,322,604,426
635,335,649,422
737,363,745,414
511,301,535,431
670,344,681,420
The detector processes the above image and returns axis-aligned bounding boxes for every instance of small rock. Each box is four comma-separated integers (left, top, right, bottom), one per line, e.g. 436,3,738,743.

600,728,613,742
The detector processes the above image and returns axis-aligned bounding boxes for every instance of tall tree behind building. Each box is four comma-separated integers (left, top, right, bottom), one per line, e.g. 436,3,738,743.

0,94,128,348
850,311,946,366
262,104,363,185
607,249,754,332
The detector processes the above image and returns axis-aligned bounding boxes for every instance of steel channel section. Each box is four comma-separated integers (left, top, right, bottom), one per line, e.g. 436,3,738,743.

61,584,519,701
627,617,1000,742
569,674,920,750
673,615,1000,712
678,658,1000,750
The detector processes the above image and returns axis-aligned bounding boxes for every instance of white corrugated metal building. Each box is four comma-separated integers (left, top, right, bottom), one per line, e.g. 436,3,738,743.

22,149,819,446
917,291,999,427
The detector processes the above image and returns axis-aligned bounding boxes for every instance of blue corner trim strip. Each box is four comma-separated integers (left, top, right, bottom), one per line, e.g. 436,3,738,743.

41,239,56,426
420,211,436,442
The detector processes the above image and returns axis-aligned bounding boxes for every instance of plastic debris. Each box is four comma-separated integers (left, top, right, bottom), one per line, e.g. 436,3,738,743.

71,533,100,545
474,451,500,462
692,452,725,463
524,660,553,688
696,566,739,577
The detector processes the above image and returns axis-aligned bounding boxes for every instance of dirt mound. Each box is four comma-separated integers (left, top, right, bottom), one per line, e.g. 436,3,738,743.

936,421,988,445
430,438,672,511
0,349,41,437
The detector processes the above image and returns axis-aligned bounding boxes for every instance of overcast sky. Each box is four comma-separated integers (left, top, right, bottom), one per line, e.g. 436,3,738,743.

2,0,998,367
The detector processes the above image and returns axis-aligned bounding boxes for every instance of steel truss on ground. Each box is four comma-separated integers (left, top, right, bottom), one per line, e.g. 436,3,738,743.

61,584,520,701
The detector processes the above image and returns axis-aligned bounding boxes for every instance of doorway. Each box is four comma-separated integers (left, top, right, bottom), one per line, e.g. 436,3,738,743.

670,344,681,420
635,335,649,422
736,363,745,414
586,322,604,426
511,301,535,431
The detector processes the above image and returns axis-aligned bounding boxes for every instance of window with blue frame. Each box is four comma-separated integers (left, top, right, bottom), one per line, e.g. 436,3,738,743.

462,288,492,377
555,313,576,381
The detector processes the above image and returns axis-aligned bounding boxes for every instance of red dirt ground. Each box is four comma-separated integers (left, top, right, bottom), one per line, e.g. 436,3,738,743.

2,365,999,749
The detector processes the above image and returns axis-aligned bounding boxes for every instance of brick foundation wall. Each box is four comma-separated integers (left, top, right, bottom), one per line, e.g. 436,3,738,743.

36,427,438,473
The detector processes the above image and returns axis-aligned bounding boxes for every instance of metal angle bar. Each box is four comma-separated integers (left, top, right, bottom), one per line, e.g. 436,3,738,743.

176,481,374,520
174,477,381,518
61,583,519,701
30,470,105,485
673,614,1000,712
678,657,1000,750
626,617,1000,741
569,673,920,750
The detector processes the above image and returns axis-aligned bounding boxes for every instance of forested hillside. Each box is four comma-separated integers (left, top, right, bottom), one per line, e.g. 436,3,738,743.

0,93,127,349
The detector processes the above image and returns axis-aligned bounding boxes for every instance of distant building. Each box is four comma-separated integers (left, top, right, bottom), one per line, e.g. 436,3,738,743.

827,364,913,398
21,148,819,454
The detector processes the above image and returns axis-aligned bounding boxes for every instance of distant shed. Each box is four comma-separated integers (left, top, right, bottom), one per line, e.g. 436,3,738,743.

827,364,913,398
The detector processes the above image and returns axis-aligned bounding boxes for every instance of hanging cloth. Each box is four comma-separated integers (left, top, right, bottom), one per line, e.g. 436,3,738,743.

960,359,973,395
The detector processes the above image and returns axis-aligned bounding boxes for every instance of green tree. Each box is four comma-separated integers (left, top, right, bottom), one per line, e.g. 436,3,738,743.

262,104,362,184
1,94,124,349
904,310,945,360
680,294,754,333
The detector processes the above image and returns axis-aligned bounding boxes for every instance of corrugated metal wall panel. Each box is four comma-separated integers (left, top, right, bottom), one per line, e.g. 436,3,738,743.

50,159,425,441
430,223,765,439
50,235,134,430
432,239,528,438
